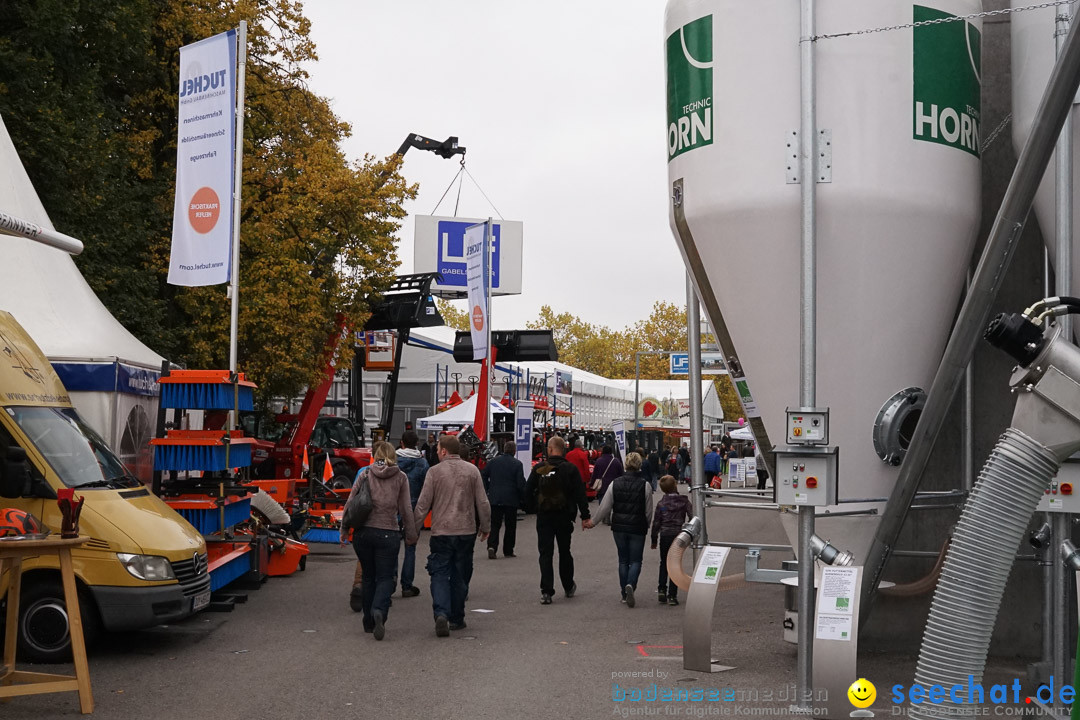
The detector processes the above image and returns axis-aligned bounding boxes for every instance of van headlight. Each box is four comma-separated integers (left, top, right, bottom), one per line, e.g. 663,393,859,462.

116,553,176,581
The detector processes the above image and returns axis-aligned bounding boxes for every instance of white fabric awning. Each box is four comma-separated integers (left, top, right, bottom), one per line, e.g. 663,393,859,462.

417,394,512,430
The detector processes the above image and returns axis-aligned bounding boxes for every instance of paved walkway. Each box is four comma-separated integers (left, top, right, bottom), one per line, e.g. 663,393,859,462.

6,502,1034,719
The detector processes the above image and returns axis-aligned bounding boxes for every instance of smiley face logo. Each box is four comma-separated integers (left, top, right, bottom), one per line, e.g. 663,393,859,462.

847,678,876,709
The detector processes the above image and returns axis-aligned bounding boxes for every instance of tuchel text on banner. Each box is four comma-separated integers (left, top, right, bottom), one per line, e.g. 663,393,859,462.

168,29,237,287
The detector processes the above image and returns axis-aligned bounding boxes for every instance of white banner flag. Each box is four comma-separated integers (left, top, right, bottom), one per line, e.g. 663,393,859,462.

465,221,489,360
168,29,237,286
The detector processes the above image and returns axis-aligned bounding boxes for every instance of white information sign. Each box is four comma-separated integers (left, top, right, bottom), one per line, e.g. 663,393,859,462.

169,30,237,287
465,222,489,360
814,615,853,641
814,566,859,642
730,375,760,418
693,546,731,585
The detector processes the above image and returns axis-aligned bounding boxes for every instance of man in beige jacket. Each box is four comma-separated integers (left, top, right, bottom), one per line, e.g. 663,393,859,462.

413,434,491,637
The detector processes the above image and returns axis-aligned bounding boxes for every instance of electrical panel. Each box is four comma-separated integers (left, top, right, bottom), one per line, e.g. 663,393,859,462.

774,447,839,507
786,408,829,446
1039,460,1080,513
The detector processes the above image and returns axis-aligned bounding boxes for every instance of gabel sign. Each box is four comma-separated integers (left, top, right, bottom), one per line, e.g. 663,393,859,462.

414,215,523,297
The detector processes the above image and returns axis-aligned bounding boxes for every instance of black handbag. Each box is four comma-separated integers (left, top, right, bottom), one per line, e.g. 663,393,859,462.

342,469,373,530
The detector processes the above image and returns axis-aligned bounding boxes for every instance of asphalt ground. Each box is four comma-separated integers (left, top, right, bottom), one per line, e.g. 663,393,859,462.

5,498,1039,720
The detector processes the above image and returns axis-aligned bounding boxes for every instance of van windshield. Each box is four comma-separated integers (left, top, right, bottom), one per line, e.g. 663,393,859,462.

6,406,137,488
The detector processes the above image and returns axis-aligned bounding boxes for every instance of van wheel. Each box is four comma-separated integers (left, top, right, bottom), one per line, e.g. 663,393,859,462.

18,579,100,663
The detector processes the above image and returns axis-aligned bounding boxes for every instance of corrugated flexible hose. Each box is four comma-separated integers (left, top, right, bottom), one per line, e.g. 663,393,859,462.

910,428,1059,720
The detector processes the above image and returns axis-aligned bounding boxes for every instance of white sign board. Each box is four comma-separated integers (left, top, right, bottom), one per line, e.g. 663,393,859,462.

669,352,728,375
169,30,237,287
815,566,859,642
514,401,535,468
612,420,627,462
465,222,488,360
693,546,731,584
414,215,523,297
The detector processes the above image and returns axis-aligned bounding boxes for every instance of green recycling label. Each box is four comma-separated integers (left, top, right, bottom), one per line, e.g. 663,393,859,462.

913,5,981,157
666,15,713,161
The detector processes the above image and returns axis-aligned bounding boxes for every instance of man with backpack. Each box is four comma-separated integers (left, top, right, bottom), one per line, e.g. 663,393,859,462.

524,436,592,605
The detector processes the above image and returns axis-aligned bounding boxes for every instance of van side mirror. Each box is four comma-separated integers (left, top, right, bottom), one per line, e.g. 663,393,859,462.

0,445,32,498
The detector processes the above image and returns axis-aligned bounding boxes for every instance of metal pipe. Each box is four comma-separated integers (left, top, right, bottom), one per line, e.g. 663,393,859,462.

863,6,1080,617
0,210,83,255
816,509,880,518
701,488,772,498
964,270,975,493
705,501,780,510
634,353,640,431
799,1,816,408
704,541,794,552
1053,10,1074,711
229,20,247,374
688,275,707,547
796,0,816,708
1042,511,1055,675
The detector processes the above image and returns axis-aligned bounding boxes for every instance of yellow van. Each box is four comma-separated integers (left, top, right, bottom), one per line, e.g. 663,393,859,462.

0,311,208,662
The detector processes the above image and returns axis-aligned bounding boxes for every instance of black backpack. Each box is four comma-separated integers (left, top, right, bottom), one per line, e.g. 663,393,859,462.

536,463,567,512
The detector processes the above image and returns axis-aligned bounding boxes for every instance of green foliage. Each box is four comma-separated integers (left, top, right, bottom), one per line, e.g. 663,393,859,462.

0,0,414,402
436,299,470,332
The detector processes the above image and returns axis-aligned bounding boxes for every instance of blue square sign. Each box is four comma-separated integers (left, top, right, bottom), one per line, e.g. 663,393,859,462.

437,221,501,289
516,418,531,452
670,353,689,374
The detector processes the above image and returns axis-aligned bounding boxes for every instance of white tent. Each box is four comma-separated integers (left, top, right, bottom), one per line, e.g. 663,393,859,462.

0,113,165,479
731,426,754,441
417,394,512,430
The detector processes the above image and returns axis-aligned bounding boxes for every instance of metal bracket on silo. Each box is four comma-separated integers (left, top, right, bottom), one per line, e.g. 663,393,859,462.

786,129,832,184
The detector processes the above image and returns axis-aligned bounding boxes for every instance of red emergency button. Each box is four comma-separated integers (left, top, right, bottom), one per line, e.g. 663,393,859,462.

1062,483,1074,495
806,477,818,489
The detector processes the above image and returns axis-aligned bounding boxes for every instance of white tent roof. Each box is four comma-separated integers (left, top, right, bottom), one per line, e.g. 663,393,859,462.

0,113,164,368
731,426,753,441
416,393,511,430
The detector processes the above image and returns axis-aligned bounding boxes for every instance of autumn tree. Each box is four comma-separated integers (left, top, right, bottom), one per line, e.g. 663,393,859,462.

526,301,744,421
436,299,469,332
0,0,414,401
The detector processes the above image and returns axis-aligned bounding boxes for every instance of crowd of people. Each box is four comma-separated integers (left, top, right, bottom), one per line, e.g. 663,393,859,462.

340,428,768,641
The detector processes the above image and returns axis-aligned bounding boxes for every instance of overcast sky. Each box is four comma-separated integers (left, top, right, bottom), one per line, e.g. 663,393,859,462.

300,0,688,331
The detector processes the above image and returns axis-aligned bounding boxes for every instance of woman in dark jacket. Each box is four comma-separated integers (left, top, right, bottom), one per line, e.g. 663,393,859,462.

589,452,653,607
591,446,624,504
340,441,418,641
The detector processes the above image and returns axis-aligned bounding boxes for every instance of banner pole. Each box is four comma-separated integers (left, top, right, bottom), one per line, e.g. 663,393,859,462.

486,217,494,440
228,20,247,374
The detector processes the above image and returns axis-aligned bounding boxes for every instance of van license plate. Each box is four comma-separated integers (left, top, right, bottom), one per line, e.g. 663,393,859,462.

192,591,211,612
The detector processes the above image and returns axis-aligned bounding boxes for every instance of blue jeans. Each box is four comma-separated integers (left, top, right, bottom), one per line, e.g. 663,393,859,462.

427,534,475,624
613,531,646,595
354,527,401,627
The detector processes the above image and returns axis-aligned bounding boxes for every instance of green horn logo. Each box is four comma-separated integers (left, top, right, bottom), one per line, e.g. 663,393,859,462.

913,4,982,157
666,15,713,161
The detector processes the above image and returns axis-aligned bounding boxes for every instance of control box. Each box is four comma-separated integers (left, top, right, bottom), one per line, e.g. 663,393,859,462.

774,446,839,507
786,407,829,446
1038,459,1080,513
